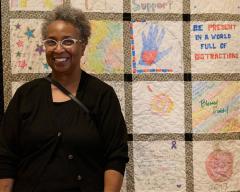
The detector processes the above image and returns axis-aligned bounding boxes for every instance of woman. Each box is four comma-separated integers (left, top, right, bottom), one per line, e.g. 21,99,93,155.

0,5,128,192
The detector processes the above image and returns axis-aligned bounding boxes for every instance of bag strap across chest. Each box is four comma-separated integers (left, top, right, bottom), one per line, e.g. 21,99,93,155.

44,76,90,114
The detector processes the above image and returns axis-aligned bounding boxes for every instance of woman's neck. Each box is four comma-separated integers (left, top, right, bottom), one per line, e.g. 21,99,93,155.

51,69,82,92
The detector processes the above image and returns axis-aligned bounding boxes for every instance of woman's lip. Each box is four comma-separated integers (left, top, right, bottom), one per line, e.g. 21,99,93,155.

52,57,70,63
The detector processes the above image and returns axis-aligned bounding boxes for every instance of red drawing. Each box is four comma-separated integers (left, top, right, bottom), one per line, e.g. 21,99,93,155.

17,60,27,68
142,50,158,65
16,40,24,48
147,85,153,92
205,149,234,182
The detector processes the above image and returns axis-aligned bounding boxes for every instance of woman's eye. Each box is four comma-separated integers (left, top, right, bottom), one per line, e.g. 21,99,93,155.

46,40,56,46
62,39,75,46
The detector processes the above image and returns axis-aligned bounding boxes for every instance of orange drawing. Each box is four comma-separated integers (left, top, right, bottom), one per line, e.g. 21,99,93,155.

205,145,234,183
147,85,174,115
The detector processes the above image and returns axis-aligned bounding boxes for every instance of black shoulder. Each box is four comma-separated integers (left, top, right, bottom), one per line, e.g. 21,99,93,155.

15,78,48,98
83,71,114,94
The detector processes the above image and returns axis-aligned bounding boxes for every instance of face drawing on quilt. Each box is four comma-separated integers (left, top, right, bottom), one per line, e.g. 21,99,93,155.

205,146,234,183
139,24,172,66
44,20,85,74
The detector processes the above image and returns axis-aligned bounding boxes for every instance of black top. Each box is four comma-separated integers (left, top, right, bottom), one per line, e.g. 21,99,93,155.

0,71,129,192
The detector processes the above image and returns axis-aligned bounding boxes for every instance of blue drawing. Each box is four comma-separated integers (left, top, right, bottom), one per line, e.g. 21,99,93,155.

24,27,35,39
139,24,172,66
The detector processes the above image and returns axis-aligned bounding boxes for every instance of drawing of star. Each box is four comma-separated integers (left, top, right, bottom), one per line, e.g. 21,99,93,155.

35,44,45,55
16,51,22,57
15,23,21,29
16,40,24,48
17,60,27,68
24,27,35,39
43,63,49,70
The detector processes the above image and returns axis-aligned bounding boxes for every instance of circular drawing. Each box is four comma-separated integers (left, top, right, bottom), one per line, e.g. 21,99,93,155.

150,93,174,115
205,149,234,182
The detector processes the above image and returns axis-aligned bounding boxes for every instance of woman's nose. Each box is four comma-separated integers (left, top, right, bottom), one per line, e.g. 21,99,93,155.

53,42,65,53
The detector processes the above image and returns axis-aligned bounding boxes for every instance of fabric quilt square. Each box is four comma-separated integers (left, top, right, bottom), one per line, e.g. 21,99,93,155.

133,141,186,192
131,21,183,74
193,140,240,192
191,21,240,73
133,81,184,133
192,81,240,133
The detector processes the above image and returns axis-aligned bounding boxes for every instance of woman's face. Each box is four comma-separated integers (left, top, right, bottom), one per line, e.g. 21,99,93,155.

45,20,85,74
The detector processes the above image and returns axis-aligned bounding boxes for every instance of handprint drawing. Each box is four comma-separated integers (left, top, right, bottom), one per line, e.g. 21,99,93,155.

139,24,172,66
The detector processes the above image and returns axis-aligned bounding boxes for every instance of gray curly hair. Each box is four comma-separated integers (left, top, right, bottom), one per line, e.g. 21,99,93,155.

41,6,91,44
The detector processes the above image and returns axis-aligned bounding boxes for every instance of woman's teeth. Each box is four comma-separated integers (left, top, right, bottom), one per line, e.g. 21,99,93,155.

54,58,67,62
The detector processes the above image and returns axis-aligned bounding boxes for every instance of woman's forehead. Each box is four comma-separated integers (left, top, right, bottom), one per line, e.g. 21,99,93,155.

47,20,80,36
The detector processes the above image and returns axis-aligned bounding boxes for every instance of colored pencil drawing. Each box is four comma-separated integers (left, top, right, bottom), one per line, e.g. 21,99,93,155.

191,21,240,73
10,0,63,11
133,81,184,133
133,141,186,191
131,21,183,74
81,20,123,74
131,0,183,13
205,149,234,183
71,0,123,12
192,81,240,133
139,24,172,66
147,84,175,115
193,141,240,192
10,19,51,74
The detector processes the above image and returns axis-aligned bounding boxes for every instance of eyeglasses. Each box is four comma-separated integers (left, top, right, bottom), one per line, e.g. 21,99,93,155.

42,38,82,49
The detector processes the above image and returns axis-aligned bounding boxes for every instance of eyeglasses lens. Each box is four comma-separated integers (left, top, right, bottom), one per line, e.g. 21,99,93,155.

62,39,75,46
45,39,57,47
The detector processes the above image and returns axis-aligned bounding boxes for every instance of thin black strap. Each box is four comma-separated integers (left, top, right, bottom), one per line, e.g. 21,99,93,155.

44,76,89,114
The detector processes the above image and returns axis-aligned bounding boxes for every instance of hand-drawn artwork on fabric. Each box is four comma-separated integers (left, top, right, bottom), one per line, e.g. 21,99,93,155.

11,81,25,97
147,84,175,115
139,25,172,66
10,19,52,74
10,0,63,11
71,0,123,13
193,141,240,192
191,21,240,73
191,0,240,14
131,21,183,74
192,81,240,133
206,145,234,183
133,81,184,133
133,141,186,192
131,0,183,13
105,81,125,116
81,20,123,74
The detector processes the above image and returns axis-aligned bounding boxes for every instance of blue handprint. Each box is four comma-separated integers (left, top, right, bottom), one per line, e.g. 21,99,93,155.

139,24,172,66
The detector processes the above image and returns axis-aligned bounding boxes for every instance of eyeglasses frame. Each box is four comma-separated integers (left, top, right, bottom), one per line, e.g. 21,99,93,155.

42,38,83,50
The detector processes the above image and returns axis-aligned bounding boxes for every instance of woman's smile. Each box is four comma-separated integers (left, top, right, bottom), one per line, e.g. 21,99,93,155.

53,56,70,63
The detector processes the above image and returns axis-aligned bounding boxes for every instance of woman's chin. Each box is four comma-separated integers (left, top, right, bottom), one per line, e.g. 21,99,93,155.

52,61,71,72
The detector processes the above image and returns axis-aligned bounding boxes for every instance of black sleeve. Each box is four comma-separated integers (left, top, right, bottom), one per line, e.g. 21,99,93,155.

0,89,21,179
98,87,129,175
